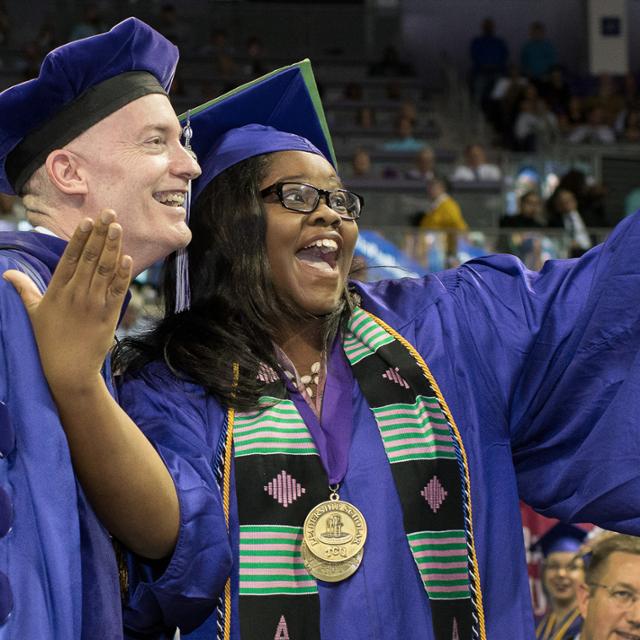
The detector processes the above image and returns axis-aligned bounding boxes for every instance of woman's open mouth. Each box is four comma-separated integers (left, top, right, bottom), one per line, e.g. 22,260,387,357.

295,238,339,273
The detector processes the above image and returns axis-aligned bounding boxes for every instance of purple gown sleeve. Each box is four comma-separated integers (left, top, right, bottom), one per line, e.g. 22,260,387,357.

118,362,232,635
449,213,640,531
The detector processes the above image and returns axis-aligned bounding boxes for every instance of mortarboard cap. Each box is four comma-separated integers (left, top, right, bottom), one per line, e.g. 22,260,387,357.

183,59,336,204
531,523,589,557
0,17,178,195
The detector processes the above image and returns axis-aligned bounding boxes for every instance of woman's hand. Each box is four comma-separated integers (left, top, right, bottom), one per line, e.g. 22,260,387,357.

3,210,132,392
3,212,179,558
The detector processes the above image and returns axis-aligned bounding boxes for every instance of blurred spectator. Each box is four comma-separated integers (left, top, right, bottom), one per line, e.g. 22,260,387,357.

559,96,586,135
555,168,607,228
199,28,235,58
399,99,418,123
406,147,436,181
576,534,640,640
381,115,425,152
200,28,238,82
420,176,468,257
500,191,546,228
491,66,529,103
614,97,640,137
487,66,529,142
243,35,267,79
451,143,502,181
350,149,372,178
568,106,615,144
385,80,403,101
116,286,145,340
520,21,557,83
355,106,376,130
531,524,587,640
168,67,186,98
69,4,105,42
343,82,364,102
35,19,58,53
513,90,559,151
586,73,624,127
17,40,42,80
369,46,414,77
620,109,640,143
623,71,639,101
116,284,162,339
548,188,592,256
0,0,9,46
540,65,572,117
469,18,509,105
153,4,188,48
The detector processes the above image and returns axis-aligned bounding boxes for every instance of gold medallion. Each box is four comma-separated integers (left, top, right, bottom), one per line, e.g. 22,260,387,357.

301,540,363,582
303,497,367,563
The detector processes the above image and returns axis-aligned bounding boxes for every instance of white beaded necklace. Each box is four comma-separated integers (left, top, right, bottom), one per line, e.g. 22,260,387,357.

284,361,321,398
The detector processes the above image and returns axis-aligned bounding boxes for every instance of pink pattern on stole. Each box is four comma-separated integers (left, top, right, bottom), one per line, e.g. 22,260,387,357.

452,617,460,640
420,476,448,513
274,614,290,640
382,366,410,389
264,471,306,507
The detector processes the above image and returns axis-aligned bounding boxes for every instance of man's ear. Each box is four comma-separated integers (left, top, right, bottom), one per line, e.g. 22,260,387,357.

45,149,89,195
576,581,591,618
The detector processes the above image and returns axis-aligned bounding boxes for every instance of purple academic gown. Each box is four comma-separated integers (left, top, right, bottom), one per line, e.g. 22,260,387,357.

0,232,122,639
119,212,640,639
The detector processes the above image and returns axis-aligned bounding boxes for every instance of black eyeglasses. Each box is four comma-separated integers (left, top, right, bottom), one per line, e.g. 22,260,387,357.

260,182,363,220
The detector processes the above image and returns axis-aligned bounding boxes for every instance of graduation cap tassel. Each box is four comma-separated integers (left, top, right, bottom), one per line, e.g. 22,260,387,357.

175,111,194,313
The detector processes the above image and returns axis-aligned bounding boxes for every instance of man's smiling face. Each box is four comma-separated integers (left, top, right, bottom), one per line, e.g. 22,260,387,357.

578,552,640,640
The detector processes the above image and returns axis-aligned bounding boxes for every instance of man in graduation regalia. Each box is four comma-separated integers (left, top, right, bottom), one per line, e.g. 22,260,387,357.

0,18,201,639
574,533,640,640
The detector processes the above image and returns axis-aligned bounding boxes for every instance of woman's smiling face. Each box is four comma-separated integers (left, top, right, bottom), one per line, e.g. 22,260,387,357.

261,150,358,316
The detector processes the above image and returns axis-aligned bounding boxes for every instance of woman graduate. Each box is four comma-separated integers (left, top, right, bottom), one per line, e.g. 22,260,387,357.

112,61,640,639
12,62,640,639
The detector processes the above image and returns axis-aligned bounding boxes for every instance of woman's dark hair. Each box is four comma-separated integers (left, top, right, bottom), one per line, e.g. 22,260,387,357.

115,153,349,410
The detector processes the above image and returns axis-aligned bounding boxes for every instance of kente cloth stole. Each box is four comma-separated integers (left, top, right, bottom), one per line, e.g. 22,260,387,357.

216,307,486,640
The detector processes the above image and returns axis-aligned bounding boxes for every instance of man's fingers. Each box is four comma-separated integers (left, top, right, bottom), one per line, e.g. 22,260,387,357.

48,218,94,289
2,269,44,313
107,255,132,309
71,209,117,291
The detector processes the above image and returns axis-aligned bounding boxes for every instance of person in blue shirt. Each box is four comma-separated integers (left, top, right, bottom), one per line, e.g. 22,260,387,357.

470,17,509,105
521,21,557,83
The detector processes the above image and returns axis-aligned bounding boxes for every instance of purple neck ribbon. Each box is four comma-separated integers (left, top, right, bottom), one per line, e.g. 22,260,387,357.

283,335,354,486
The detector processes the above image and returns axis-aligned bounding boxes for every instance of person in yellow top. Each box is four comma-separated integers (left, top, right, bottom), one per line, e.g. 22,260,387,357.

419,175,468,258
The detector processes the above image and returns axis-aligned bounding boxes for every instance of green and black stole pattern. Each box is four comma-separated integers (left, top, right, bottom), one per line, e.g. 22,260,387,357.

217,306,486,640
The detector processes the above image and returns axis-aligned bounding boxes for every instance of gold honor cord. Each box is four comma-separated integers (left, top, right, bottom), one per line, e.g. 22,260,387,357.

221,363,239,640
535,613,553,639
363,310,487,640
552,609,580,640
536,608,581,640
